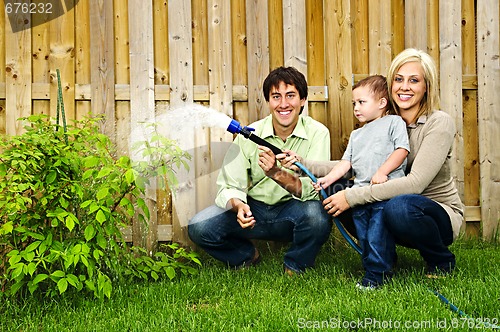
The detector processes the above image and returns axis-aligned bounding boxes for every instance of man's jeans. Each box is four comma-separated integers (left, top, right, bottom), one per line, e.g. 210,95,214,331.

352,201,395,284
383,194,455,272
188,197,331,272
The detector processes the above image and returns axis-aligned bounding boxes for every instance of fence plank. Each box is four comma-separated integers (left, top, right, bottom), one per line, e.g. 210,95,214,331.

246,0,270,123
477,0,500,239
462,0,480,211
306,0,327,125
204,0,233,209
5,0,31,135
368,0,391,73
283,0,307,115
324,0,354,159
0,1,4,134
75,0,91,121
439,0,464,205
128,0,158,249
168,0,195,244
50,0,75,121
90,0,115,138
404,0,427,50
32,9,50,117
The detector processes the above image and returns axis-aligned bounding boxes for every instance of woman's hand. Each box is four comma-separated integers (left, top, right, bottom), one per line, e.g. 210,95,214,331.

322,190,350,217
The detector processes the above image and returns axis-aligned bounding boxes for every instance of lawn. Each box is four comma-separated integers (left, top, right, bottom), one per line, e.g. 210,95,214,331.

1,236,499,331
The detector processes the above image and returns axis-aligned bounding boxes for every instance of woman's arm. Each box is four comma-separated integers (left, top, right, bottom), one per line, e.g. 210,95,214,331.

324,112,455,215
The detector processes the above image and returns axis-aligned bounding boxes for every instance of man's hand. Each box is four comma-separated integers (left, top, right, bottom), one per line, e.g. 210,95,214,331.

258,146,281,177
228,198,256,229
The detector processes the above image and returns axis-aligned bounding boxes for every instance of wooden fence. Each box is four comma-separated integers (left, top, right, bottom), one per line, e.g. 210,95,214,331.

0,0,499,249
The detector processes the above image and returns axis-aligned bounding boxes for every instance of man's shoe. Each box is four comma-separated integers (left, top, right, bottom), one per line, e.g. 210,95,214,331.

283,265,302,277
355,278,380,290
250,248,262,266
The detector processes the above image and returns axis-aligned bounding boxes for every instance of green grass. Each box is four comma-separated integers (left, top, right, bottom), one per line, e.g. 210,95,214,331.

1,237,500,331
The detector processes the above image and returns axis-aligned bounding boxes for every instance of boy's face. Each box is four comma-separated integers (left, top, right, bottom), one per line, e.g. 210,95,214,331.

268,81,305,132
352,85,387,123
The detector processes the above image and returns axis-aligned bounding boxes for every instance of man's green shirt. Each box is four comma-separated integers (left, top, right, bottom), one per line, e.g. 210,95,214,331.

215,114,331,208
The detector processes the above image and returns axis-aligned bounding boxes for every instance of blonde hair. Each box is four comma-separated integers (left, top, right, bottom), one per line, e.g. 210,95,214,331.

387,48,440,119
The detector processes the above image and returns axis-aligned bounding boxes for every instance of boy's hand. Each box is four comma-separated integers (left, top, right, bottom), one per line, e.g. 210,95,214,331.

370,171,388,184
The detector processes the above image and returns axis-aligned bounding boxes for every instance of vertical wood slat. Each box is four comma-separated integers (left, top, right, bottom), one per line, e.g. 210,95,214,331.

152,0,171,227
75,0,91,120
283,0,307,115
324,0,354,160
168,0,195,244
113,0,130,157
306,0,327,125
368,0,391,74
351,0,368,76
5,0,31,135
268,0,283,70
31,7,51,116
439,0,464,205
0,0,5,135
404,0,427,50
128,0,157,250
50,0,75,120
206,0,233,207
246,0,270,123
477,0,500,239
231,0,249,124
90,0,115,138
461,0,480,209
427,0,440,66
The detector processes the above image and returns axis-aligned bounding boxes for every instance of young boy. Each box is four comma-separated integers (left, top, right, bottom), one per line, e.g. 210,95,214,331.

313,75,410,289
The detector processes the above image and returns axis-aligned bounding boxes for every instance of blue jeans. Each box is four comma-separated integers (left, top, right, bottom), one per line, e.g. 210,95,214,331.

383,194,455,272
352,201,395,285
188,197,331,272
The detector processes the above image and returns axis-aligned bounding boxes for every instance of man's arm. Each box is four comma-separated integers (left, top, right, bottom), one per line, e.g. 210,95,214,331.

258,146,302,197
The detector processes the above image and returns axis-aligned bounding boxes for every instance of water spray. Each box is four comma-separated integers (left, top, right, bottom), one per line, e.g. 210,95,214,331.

227,119,362,255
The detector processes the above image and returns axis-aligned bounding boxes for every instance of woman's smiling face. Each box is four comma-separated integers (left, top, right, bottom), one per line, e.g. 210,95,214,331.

391,61,427,115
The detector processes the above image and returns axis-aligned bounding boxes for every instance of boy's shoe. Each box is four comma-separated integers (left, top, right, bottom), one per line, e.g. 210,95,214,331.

355,278,381,290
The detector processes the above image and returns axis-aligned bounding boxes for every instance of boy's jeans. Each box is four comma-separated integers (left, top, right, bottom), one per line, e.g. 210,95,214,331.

352,201,395,284
188,197,331,272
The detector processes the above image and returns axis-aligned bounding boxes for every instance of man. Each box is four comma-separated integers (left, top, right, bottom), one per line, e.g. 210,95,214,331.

188,66,331,274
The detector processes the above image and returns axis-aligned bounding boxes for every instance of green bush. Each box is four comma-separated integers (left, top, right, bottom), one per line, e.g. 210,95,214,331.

0,115,200,299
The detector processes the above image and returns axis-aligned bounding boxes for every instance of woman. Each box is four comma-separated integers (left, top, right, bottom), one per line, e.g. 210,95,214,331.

281,48,464,282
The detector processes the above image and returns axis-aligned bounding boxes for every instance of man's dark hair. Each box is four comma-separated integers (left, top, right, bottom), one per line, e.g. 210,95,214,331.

262,66,308,107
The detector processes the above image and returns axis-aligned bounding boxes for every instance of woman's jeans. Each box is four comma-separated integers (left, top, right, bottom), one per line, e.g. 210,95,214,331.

353,194,455,284
188,197,331,272
383,194,455,272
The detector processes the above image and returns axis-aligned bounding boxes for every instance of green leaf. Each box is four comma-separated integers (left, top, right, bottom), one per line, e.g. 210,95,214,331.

33,273,49,285
46,170,57,184
96,234,107,249
96,209,106,224
51,270,65,278
65,214,76,231
96,167,112,179
57,278,68,294
165,266,176,280
25,241,41,253
84,225,96,241
96,187,109,201
1,221,14,234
